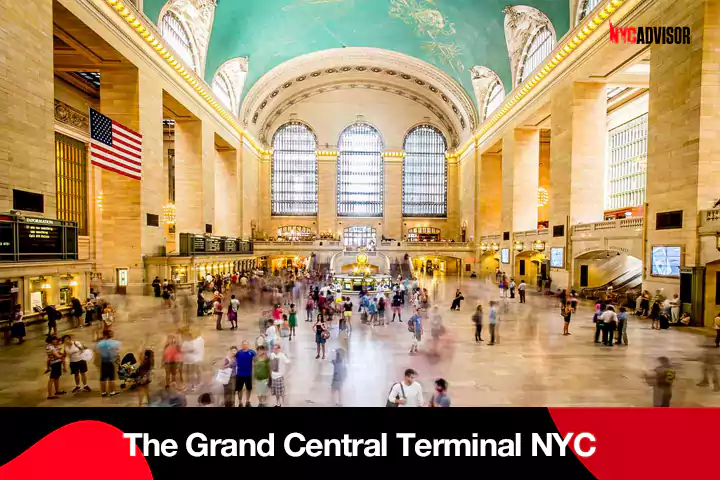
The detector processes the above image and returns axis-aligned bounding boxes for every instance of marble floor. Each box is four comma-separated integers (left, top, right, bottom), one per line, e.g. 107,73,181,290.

1,276,719,407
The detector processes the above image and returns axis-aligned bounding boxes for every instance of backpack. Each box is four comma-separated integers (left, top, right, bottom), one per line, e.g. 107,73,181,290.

407,317,416,333
385,382,406,407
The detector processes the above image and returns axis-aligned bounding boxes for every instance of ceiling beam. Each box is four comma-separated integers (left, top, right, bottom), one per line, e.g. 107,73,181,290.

52,24,123,66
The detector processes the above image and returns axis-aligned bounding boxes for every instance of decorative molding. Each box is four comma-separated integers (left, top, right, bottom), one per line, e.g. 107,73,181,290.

503,5,556,88
212,56,248,117
158,0,216,76
470,66,504,120
102,0,270,157
454,0,627,159
54,99,89,134
240,47,478,136
259,80,460,148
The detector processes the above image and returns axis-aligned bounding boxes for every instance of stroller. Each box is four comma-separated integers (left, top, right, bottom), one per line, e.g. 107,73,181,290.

118,353,139,389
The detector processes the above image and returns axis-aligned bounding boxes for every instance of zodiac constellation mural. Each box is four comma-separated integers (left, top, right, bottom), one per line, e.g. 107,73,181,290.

389,0,465,73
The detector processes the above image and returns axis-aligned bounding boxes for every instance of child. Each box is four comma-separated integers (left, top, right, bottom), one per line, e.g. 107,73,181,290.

253,345,271,407
264,319,277,351
378,295,386,326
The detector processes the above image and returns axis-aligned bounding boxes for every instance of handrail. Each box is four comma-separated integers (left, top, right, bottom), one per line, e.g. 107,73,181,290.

572,217,644,234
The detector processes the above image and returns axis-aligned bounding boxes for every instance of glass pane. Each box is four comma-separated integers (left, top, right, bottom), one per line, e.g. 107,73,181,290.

606,114,648,210
337,123,384,217
402,125,447,217
519,27,553,84
272,123,318,216
161,12,195,70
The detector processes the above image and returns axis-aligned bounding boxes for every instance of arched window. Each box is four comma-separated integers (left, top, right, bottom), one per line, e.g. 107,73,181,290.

577,0,603,22
518,26,553,85
337,123,384,217
402,125,447,217
212,72,235,114
272,123,318,216
160,12,196,71
483,81,505,121
343,226,376,248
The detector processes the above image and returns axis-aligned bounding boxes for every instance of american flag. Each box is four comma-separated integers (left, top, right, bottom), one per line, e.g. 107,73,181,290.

89,108,143,180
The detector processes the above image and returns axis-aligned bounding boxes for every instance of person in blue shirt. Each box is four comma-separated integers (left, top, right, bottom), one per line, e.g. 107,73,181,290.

368,298,378,326
409,310,422,354
96,330,121,397
616,307,629,346
234,340,256,407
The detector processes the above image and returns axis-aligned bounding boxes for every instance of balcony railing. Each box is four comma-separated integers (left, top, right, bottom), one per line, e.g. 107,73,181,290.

572,217,643,235
700,209,720,228
514,229,550,238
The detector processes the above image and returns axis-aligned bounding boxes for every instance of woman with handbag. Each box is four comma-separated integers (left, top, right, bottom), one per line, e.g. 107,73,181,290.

136,350,154,406
313,314,329,360
217,346,236,407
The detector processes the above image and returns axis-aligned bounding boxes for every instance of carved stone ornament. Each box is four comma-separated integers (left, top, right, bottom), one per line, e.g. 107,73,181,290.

160,0,217,76
54,99,89,133
503,5,555,87
469,66,504,115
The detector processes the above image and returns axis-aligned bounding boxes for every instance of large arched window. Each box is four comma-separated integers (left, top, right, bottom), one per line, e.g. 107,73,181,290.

517,26,554,85
271,123,318,216
402,125,447,217
483,80,505,121
337,123,384,217
160,11,197,71
577,0,603,22
212,72,235,115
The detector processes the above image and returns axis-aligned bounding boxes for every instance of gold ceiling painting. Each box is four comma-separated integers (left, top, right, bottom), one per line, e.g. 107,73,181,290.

389,0,465,73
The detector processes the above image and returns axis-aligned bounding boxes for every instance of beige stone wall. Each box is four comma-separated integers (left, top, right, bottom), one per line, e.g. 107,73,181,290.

0,0,56,215
201,121,216,231
54,77,98,113
458,150,476,241
240,142,261,239
538,140,550,224
478,152,503,236
174,119,203,235
644,0,720,298
502,129,540,233
317,154,338,236
214,148,239,237
383,156,402,239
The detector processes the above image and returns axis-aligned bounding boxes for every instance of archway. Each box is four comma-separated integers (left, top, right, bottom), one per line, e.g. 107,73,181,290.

478,252,500,279
573,250,642,298
513,250,546,286
411,255,462,276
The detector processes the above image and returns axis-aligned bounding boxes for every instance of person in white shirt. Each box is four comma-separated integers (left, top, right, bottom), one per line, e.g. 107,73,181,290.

600,306,618,346
228,295,240,330
518,280,527,303
182,331,204,392
270,343,291,407
387,368,423,407
265,319,278,350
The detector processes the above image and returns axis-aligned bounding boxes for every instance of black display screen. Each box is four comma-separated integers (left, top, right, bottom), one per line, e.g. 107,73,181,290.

0,222,13,261
18,221,63,259
206,237,222,252
225,238,238,252
193,236,206,253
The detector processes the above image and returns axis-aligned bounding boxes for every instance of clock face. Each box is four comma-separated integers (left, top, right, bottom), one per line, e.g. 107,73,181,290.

356,253,368,265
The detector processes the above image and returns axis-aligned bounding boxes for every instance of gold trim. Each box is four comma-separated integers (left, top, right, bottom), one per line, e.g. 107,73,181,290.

454,0,626,158
104,0,271,157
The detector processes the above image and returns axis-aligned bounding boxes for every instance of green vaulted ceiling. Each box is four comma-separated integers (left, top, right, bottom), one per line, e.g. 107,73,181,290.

144,0,569,103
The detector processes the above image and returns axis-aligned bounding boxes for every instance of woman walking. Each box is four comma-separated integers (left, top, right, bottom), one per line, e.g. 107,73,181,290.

472,305,483,343
288,303,298,340
305,295,314,322
314,314,328,360
162,334,182,388
136,349,154,406
562,303,572,336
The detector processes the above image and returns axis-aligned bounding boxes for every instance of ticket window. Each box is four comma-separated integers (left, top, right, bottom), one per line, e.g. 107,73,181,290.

29,277,50,310
172,266,187,284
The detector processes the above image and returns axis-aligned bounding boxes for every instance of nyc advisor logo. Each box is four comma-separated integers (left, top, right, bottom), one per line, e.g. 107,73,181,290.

609,22,691,44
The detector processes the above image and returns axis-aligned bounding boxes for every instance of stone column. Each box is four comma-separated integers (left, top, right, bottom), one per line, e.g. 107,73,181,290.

0,0,55,213
317,153,338,237
549,82,607,289
215,147,239,236
446,155,460,240
478,152,502,236
174,119,203,235
139,70,164,258
239,142,260,239
201,122,216,234
644,0,720,311
97,66,142,292
501,129,540,234
383,153,402,240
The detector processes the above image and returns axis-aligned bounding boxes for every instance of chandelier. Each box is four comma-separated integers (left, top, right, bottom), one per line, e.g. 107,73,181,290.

538,187,549,207
163,204,177,225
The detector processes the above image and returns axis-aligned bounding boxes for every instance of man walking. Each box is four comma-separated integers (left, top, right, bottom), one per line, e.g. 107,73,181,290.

646,356,675,407
518,280,526,303
488,301,498,345
386,369,423,407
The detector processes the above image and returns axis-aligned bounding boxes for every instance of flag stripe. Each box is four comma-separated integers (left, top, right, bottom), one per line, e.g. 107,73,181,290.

91,159,142,180
90,109,142,181
113,129,142,150
112,120,142,141
93,140,141,164
90,147,142,172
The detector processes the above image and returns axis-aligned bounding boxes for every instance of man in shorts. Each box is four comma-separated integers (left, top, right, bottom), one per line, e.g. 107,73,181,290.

96,330,121,397
45,335,66,400
234,340,256,407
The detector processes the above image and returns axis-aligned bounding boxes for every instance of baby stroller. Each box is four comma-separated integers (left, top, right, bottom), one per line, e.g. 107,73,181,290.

118,353,139,389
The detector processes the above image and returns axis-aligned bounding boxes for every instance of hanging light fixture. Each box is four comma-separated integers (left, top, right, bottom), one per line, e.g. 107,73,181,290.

480,243,489,253
163,204,177,225
491,242,500,252
514,241,525,252
538,187,549,207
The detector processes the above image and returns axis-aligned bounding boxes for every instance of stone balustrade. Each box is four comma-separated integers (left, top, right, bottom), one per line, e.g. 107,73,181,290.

572,217,644,235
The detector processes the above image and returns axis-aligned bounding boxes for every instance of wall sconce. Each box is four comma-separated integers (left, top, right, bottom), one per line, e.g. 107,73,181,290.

41,282,51,290
96,192,104,211
480,243,489,253
163,204,176,225
538,187,549,207
514,241,525,252
491,243,500,252
533,240,546,252
69,280,78,287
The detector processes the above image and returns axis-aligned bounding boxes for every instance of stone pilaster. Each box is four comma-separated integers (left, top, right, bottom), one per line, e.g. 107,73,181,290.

317,153,338,236
478,152,502,236
139,70,164,257
644,0,720,307
97,66,142,292
214,147,239,236
174,119,203,235
201,122,216,232
501,129,540,234
383,154,402,240
240,142,260,239
0,0,55,214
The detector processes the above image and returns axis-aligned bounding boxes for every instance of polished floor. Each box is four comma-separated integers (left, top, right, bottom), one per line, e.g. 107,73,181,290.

1,276,719,407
